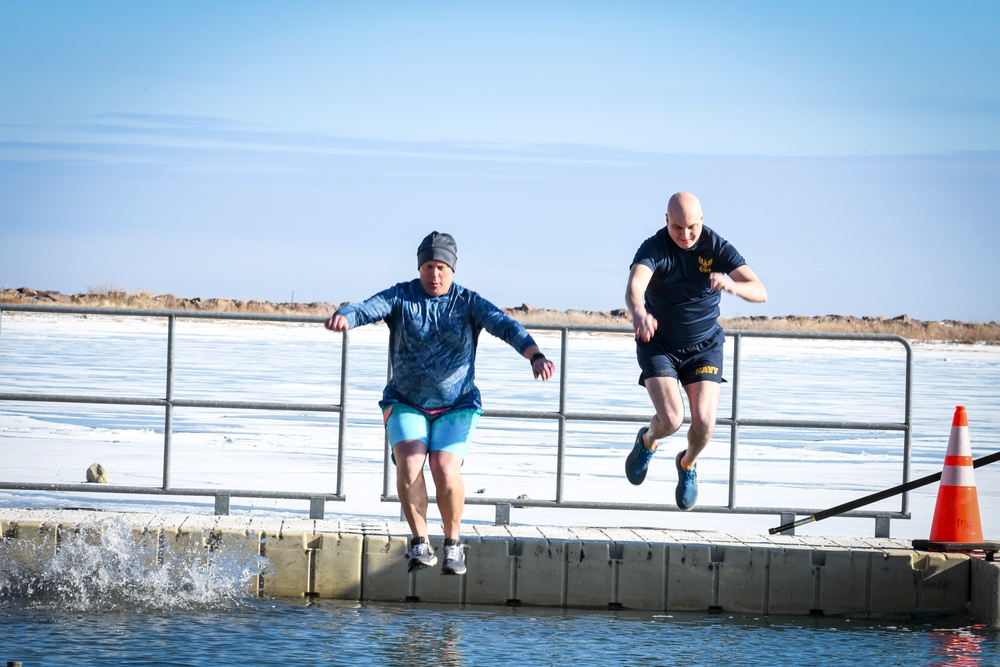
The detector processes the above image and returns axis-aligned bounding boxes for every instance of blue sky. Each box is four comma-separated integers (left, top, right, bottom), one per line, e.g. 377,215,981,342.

2,1,998,321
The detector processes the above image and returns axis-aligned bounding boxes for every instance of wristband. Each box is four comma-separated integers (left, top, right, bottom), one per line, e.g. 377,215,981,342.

530,352,546,364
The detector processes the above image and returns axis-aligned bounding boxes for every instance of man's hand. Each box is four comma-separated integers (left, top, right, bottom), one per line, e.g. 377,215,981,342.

633,310,658,343
626,263,657,343
709,266,768,303
709,272,736,295
324,314,349,331
531,356,555,381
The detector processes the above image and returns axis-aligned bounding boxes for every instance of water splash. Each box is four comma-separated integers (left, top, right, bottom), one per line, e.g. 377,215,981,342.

0,516,269,612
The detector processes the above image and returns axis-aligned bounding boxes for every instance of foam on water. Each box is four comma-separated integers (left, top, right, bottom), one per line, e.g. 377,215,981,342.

0,516,267,612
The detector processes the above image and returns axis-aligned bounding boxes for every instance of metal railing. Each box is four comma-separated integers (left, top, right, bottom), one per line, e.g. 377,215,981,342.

0,304,349,519
0,305,913,535
381,323,913,537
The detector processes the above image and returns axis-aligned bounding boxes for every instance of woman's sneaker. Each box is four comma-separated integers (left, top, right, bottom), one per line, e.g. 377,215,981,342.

441,542,467,576
407,539,437,572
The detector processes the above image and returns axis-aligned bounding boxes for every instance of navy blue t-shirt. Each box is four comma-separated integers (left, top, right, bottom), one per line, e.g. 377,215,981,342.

631,225,746,348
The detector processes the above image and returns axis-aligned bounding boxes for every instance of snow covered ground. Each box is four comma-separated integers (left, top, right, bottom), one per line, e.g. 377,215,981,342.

1,311,997,541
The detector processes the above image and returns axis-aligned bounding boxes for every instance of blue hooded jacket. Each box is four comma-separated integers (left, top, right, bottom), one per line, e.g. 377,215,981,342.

335,279,537,411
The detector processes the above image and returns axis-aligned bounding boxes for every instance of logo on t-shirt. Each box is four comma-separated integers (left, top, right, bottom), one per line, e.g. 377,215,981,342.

698,257,713,273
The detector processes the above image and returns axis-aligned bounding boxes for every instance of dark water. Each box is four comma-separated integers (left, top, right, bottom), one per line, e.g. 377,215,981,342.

1,599,997,667
1,515,997,666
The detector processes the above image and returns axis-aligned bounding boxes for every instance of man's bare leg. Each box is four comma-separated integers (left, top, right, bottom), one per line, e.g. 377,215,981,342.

393,440,430,538
428,451,464,541
679,381,720,469
642,376,685,449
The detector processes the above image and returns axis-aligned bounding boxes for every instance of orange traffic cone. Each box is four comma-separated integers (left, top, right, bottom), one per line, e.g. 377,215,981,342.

913,406,997,556
927,406,982,543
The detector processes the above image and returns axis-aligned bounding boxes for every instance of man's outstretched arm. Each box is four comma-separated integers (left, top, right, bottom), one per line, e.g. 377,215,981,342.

626,263,657,342
710,265,767,303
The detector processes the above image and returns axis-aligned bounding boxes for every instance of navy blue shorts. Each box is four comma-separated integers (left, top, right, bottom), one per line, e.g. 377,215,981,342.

636,328,725,387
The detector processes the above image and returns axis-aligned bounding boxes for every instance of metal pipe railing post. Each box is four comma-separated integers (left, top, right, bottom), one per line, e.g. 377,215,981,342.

554,327,569,503
728,333,742,509
383,353,393,500
162,314,175,490
901,340,914,515
335,330,349,499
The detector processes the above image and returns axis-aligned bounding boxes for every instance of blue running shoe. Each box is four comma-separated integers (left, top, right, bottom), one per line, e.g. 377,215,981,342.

625,427,655,485
675,450,698,510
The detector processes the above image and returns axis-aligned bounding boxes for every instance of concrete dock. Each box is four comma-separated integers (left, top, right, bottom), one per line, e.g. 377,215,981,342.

1,508,996,626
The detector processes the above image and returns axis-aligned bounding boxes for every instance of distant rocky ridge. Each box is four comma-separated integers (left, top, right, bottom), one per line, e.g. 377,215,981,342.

1,286,630,322
2,287,997,343
1,287,338,315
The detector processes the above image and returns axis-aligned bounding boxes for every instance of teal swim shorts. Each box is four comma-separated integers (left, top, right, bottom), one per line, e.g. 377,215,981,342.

382,403,482,461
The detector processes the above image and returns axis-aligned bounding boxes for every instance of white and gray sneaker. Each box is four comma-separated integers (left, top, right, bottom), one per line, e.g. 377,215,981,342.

407,540,438,573
441,542,467,576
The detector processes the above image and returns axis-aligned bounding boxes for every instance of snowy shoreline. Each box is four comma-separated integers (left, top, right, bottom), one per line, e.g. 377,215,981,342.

1,311,998,541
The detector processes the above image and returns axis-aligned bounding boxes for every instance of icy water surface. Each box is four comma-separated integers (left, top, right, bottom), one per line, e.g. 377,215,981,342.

3,599,997,667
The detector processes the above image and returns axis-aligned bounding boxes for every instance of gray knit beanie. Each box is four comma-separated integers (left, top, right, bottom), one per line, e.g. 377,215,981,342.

416,231,458,271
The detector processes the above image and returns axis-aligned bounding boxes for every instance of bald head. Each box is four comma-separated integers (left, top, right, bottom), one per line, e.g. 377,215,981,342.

667,192,703,222
665,192,704,250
